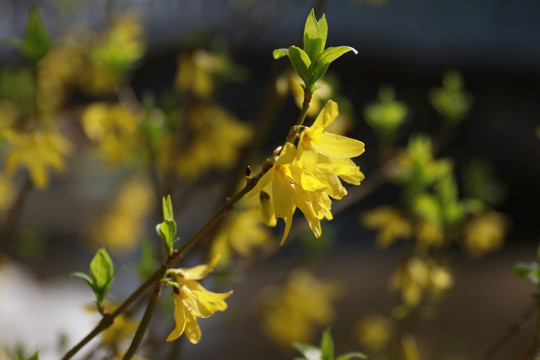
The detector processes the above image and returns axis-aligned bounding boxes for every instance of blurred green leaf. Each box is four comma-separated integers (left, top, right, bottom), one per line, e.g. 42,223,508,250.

21,9,51,64
429,70,472,123
335,353,367,360
364,85,408,138
70,271,94,289
320,328,334,360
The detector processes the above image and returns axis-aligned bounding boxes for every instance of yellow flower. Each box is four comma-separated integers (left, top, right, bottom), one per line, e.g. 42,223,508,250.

462,211,508,258
390,257,453,308
361,206,412,249
415,219,444,251
247,143,333,244
261,270,342,346
209,198,271,265
297,100,365,188
355,312,393,353
248,100,365,244
0,173,15,214
166,257,233,344
81,102,139,165
158,105,252,179
4,127,71,189
80,14,145,95
87,178,153,253
175,50,231,98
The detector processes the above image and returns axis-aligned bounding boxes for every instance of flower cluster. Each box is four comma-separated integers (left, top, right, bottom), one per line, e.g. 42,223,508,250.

166,257,233,344
247,100,365,243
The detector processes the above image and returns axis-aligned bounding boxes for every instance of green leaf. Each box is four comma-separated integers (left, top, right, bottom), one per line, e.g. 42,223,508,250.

70,271,94,289
273,48,289,59
513,262,539,279
308,46,357,86
320,329,334,360
303,9,327,61
335,352,367,360
317,46,358,67
21,9,51,64
26,352,39,360
293,342,322,360
158,219,177,251
162,195,174,220
288,46,311,82
89,247,114,303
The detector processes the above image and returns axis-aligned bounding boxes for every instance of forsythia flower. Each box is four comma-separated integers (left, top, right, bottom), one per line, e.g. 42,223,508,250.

248,100,364,243
355,313,394,353
4,127,71,189
158,105,252,179
81,102,139,165
87,178,153,253
462,211,508,258
209,199,271,265
260,270,342,346
390,257,453,308
175,50,232,98
166,257,233,344
361,206,412,249
0,173,15,214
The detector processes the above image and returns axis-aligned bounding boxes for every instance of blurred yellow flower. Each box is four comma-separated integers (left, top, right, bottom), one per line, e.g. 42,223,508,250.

87,178,153,254
209,198,271,265
166,257,233,344
462,211,508,258
81,102,139,165
80,14,145,95
37,44,83,116
4,127,71,189
0,173,15,215
175,50,232,98
390,257,453,308
261,270,342,346
361,206,412,249
355,312,393,353
415,219,444,250
158,104,251,179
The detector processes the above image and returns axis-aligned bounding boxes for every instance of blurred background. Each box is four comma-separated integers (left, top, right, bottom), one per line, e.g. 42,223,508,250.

0,0,540,359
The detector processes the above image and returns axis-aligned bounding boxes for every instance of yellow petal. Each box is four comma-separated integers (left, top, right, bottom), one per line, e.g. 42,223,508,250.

180,256,219,280
276,142,296,165
311,100,338,132
311,132,365,158
245,167,274,199
184,309,202,344
280,206,295,245
166,295,187,342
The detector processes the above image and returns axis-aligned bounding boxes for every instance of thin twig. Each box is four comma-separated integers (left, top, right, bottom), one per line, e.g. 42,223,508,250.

0,174,33,253
123,267,167,360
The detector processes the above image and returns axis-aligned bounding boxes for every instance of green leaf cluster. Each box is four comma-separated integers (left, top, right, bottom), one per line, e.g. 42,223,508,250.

293,329,366,360
429,71,472,123
364,85,408,138
514,243,540,294
273,9,357,95
156,194,178,252
392,136,452,199
71,248,116,312
412,175,468,229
